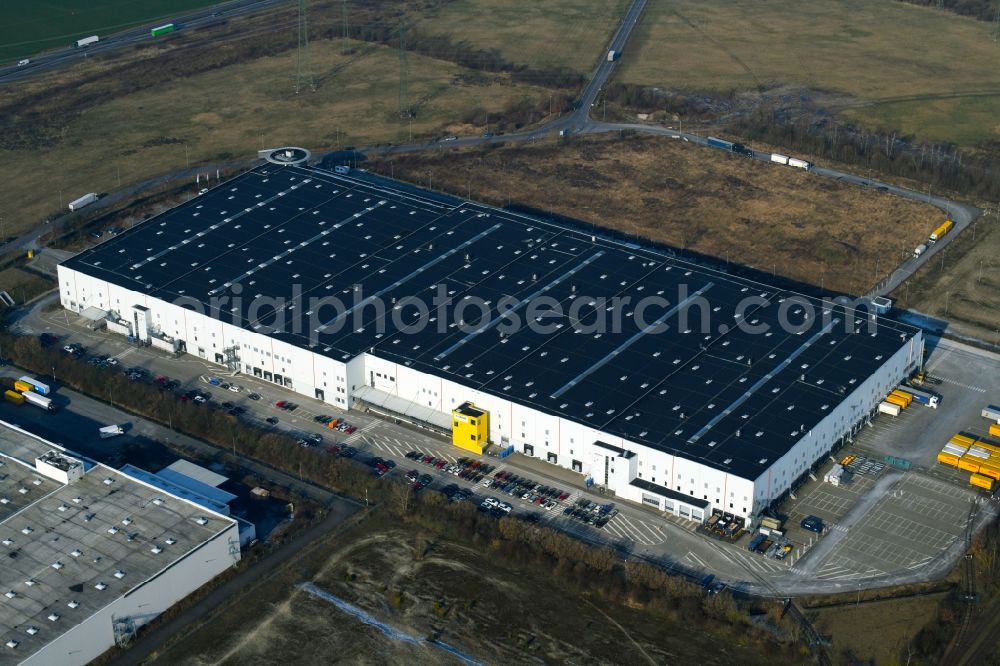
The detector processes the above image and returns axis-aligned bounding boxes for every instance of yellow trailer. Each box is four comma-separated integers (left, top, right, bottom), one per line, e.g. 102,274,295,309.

890,389,913,406
937,451,960,467
975,440,1000,455
970,473,994,491
950,433,976,447
13,380,33,394
977,461,1000,481
929,219,954,243
990,423,1000,439
4,390,24,405
958,456,982,473
885,394,908,409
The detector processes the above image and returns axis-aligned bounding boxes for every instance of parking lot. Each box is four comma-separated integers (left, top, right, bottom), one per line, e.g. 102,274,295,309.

800,473,977,582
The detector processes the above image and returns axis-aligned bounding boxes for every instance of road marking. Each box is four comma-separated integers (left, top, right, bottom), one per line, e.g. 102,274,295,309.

934,376,987,393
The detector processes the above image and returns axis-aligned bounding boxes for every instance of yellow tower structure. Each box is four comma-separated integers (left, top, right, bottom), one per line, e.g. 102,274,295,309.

452,401,489,454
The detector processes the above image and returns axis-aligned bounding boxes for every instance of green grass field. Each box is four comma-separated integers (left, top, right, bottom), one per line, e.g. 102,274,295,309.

0,1,219,62
617,0,1000,146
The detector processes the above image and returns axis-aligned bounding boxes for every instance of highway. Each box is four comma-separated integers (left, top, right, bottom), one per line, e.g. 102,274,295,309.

0,0,286,84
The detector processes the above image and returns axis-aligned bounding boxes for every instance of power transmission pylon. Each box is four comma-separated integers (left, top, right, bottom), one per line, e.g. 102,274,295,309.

342,0,349,54
296,0,315,93
398,24,410,118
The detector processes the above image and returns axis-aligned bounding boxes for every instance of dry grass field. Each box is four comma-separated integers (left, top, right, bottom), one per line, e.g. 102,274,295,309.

617,0,1000,146
807,593,950,665
370,134,940,295
0,0,624,240
159,524,797,666
892,214,1000,342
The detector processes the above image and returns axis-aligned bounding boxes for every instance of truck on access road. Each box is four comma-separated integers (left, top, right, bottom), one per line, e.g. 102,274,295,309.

903,386,940,408
913,243,927,258
73,35,99,48
68,192,98,212
707,136,752,156
928,219,954,244
22,391,54,412
99,425,124,438
607,50,618,62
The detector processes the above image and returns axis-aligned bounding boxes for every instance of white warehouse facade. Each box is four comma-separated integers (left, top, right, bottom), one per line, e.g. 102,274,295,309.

57,163,922,524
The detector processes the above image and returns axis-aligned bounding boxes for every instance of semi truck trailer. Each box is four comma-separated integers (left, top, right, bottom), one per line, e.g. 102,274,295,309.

151,23,175,37
928,219,954,244
17,376,50,395
68,192,98,212
73,36,99,48
22,391,54,412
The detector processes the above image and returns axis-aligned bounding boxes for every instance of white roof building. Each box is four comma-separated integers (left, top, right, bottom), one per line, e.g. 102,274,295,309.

0,421,240,665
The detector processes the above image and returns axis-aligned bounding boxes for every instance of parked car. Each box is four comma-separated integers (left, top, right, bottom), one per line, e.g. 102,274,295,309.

265,416,279,425
800,515,824,533
248,393,261,401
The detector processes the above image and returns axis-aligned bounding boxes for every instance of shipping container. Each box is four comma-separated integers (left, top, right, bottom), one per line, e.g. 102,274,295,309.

770,153,789,165
4,390,24,405
970,473,994,491
22,391,54,412
760,516,783,531
974,440,1000,455
951,433,976,447
885,393,908,409
73,35,99,48
151,23,175,37
983,405,1000,423
904,386,940,408
13,380,33,393
966,445,991,460
958,456,982,473
977,462,1000,481
18,376,50,395
937,451,960,467
878,401,901,416
991,423,1000,438
890,389,913,406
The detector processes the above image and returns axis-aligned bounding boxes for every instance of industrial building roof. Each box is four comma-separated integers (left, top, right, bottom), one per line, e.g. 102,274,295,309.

0,422,236,661
61,165,920,479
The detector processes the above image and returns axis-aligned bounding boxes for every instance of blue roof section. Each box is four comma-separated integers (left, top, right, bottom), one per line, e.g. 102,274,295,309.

65,165,921,480
119,464,232,516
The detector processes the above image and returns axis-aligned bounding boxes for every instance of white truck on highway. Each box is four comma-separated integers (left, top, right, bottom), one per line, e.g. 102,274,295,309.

99,425,124,439
607,50,618,62
74,36,99,48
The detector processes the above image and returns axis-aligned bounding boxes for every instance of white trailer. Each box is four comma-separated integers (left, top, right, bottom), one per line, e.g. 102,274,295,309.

99,425,124,439
74,35,99,48
22,391,54,412
788,157,812,170
770,153,789,165
983,405,1000,423
68,192,98,211
878,401,901,416
607,50,618,62
18,375,50,395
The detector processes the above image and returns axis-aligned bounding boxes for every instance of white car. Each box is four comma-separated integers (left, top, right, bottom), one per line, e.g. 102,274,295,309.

17,59,29,67
228,384,241,393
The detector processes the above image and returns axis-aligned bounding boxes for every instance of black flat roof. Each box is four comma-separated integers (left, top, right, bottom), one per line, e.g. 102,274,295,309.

62,164,919,480
630,478,711,509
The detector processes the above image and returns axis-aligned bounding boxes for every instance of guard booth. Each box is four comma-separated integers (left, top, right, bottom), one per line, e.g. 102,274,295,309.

452,402,489,454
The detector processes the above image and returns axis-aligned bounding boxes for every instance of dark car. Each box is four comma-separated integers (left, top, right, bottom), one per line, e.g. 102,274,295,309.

248,393,261,401
800,515,824,533
265,416,279,425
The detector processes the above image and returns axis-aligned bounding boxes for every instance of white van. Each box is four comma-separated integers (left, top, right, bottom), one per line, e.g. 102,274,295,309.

17,59,29,67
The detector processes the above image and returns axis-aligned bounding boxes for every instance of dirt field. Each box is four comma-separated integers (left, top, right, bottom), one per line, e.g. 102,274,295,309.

370,134,939,295
617,0,1000,146
807,593,949,664
158,522,798,666
0,0,627,240
0,267,54,306
892,214,1000,342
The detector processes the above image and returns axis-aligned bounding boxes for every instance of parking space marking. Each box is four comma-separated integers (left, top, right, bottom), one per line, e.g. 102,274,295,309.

934,375,987,393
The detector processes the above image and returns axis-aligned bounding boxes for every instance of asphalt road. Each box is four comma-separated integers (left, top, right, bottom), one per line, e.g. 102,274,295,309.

0,0,286,83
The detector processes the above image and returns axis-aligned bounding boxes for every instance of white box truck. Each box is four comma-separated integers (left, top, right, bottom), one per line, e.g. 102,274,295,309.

99,425,124,438
68,192,98,212
74,35,99,48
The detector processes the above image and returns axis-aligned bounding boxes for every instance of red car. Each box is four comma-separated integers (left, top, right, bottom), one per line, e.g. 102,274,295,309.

345,425,356,434
155,375,168,385
275,400,287,408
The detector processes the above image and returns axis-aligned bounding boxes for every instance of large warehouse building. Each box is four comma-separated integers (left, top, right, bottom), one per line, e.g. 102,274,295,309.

57,162,923,523
0,421,240,665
